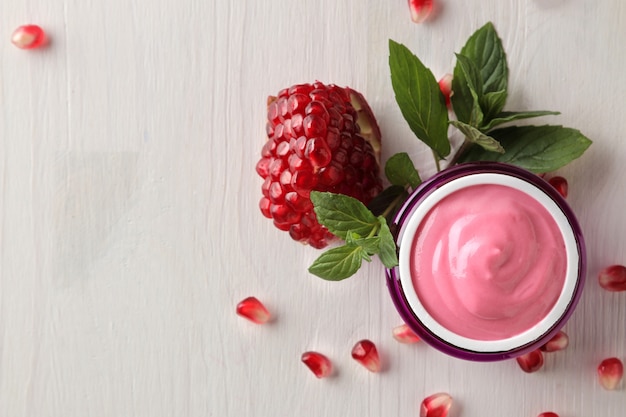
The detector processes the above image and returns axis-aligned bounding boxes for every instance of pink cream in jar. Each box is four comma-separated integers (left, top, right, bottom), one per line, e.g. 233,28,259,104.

386,163,585,361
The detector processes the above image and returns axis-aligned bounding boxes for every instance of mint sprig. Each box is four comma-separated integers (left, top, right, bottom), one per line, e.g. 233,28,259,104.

307,21,591,281
308,191,399,281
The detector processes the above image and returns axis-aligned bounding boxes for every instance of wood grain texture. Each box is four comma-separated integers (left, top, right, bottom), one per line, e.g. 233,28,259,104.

1,0,625,416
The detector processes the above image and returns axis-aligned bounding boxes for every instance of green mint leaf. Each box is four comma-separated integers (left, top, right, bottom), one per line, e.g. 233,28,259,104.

377,217,399,268
389,39,451,158
482,110,560,131
310,191,378,240
385,152,422,188
452,22,508,124
450,120,505,153
459,125,592,173
308,243,366,281
367,185,408,219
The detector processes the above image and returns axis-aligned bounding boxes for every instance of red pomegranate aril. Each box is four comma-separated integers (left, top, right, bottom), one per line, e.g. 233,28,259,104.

276,141,290,158
303,114,328,138
269,182,285,203
548,176,569,198
261,177,271,197
392,323,420,344
256,157,271,177
351,339,381,372
305,137,332,168
349,150,364,165
540,330,569,352
259,198,272,218
269,158,285,179
285,191,313,212
291,113,304,135
409,0,434,24
11,24,47,49
279,170,292,187
277,97,289,121
236,297,271,324
537,413,559,417
598,265,626,292
516,349,544,373
287,93,311,114
261,139,276,157
271,203,301,225
420,392,452,417
326,127,341,150
319,163,345,187
598,357,623,390
438,73,453,108
301,351,333,378
292,170,318,196
288,83,314,95
289,223,311,241
305,101,331,121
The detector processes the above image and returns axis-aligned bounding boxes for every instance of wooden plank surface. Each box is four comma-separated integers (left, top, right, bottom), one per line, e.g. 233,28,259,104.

1,0,625,416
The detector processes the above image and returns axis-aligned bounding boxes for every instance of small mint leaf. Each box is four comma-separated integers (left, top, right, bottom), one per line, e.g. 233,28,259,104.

482,110,560,131
452,22,508,124
459,125,592,172
450,120,504,153
308,244,365,281
310,191,378,240
389,39,451,158
385,152,422,188
377,217,399,268
350,236,382,256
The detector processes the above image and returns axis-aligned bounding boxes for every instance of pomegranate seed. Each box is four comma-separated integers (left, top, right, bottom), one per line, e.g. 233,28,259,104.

301,351,333,378
438,74,453,108
597,357,623,390
236,297,271,324
516,349,544,373
408,0,434,24
598,265,626,292
540,330,569,352
11,24,47,49
537,413,559,417
548,176,568,198
420,392,452,417
351,339,381,372
392,323,420,344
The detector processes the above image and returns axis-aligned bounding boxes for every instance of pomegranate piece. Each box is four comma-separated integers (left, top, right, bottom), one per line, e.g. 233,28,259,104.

420,392,452,417
11,24,47,49
598,265,626,292
301,351,333,378
351,339,381,372
408,0,434,24
516,349,544,373
548,176,568,198
257,82,383,248
236,296,271,324
597,357,623,390
537,413,559,417
540,330,569,352
438,74,453,108
392,323,420,344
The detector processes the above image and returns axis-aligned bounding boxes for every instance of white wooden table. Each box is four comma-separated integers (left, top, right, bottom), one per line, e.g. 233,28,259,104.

1,1,625,416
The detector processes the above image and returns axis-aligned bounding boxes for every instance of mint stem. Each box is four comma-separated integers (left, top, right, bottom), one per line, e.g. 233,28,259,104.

447,139,473,167
432,150,442,172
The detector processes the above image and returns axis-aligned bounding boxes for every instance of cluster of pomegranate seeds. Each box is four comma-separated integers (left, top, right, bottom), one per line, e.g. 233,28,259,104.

11,24,47,49
597,357,624,390
548,176,568,198
257,82,383,248
537,412,559,417
351,339,381,372
301,351,333,378
392,323,421,344
516,349,544,373
438,74,453,108
408,0,434,24
236,296,271,324
420,393,452,417
598,264,626,292
540,330,569,352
